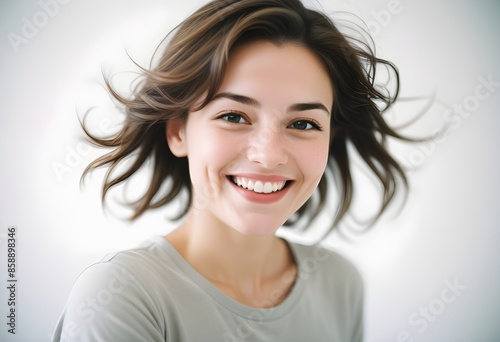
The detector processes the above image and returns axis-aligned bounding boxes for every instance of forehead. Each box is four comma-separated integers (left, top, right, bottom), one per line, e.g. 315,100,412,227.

217,40,334,109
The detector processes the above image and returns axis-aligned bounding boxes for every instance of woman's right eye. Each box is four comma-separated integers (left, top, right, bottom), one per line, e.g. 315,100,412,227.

218,112,248,124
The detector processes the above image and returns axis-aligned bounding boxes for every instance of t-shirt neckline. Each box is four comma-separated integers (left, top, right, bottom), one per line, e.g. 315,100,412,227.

151,235,304,321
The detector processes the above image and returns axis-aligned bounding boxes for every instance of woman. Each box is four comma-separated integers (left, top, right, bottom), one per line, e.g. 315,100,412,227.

53,0,409,340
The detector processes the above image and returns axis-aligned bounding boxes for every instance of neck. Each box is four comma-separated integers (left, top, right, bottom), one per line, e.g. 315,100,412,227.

166,210,295,294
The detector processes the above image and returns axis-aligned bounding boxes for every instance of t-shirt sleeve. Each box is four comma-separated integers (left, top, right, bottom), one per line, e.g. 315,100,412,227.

320,246,365,342
51,261,165,342
334,251,364,342
350,266,364,342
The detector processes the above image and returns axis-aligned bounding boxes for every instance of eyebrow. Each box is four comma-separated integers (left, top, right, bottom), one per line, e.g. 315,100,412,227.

211,92,330,115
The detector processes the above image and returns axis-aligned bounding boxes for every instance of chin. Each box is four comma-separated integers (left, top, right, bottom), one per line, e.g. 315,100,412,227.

229,221,282,237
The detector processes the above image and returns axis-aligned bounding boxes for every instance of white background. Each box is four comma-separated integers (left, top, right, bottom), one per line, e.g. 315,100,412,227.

0,0,499,341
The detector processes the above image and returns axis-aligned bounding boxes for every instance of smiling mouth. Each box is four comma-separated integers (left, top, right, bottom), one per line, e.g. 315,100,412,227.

229,176,291,194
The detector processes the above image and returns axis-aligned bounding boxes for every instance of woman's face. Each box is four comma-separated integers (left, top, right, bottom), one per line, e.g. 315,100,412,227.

167,40,333,236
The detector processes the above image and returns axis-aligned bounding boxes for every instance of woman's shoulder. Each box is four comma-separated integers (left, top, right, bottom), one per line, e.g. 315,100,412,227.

76,235,180,286
52,237,174,341
288,240,364,288
98,235,173,267
286,240,364,339
63,236,171,299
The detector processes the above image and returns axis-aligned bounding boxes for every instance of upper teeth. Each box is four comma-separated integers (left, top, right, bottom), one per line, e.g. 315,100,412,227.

231,176,286,194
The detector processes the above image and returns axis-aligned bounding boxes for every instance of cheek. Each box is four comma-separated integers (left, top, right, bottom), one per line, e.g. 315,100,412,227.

186,129,242,182
294,138,330,181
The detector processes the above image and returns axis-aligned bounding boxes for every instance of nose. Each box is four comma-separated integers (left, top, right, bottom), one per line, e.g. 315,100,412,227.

246,125,288,169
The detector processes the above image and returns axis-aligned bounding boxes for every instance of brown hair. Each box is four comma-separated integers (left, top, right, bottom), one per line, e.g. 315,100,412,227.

82,0,411,236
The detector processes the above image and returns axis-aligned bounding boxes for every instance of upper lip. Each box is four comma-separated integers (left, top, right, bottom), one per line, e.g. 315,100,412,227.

227,173,292,182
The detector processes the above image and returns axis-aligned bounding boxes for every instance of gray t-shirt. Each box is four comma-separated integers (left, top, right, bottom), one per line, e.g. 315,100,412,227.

52,235,363,341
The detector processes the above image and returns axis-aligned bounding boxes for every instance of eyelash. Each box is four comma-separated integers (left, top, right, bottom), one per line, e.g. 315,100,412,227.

288,118,323,131
216,112,323,131
217,111,249,124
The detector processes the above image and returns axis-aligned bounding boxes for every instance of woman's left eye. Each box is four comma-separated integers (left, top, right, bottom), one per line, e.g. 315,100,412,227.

288,120,321,131
218,113,247,124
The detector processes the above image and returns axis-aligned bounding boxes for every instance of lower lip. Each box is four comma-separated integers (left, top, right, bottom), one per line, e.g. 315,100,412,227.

228,178,291,204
